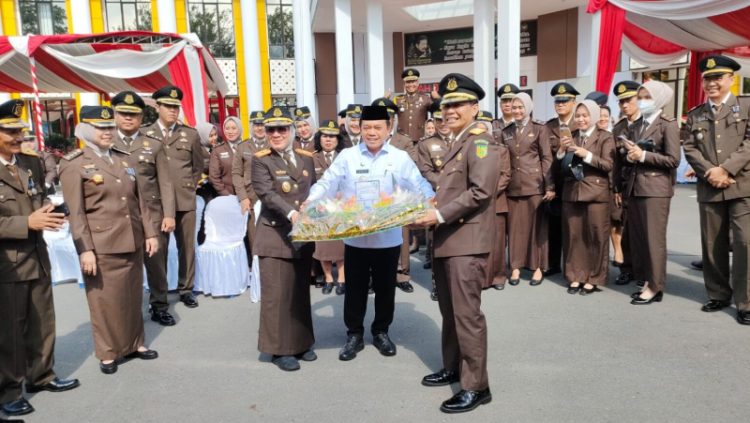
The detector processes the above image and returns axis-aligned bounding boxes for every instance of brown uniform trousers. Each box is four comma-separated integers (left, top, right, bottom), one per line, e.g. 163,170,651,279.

433,122,500,391
59,147,157,361
209,141,237,196
416,134,450,269
561,129,615,285
394,92,434,140
0,153,57,404
252,147,316,356
293,136,316,153
115,132,175,313
684,95,750,311
503,121,554,271
389,131,418,282
486,143,512,287
622,115,680,292
142,123,203,295
611,117,634,275
546,117,578,272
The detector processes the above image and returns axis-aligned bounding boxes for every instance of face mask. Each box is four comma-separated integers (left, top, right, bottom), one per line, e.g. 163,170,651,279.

638,99,656,116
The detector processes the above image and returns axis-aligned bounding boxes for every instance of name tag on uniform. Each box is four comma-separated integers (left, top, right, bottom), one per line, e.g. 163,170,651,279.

141,149,153,155
243,152,253,158
356,169,369,174
220,152,230,159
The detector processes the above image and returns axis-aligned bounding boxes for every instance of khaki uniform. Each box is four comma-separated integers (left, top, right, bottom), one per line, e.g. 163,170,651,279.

252,147,316,355
40,150,58,188
293,136,316,153
232,140,262,260
683,95,750,311
59,147,157,361
142,122,203,295
416,134,450,268
486,143,512,287
115,132,175,313
209,141,237,196
393,92,434,140
433,122,500,391
0,152,57,404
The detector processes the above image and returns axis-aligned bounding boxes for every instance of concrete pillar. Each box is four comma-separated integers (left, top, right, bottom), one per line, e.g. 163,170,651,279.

293,0,317,116
496,0,520,89
241,0,265,111
156,0,178,33
69,0,99,106
334,0,354,109
474,0,495,111
366,1,385,101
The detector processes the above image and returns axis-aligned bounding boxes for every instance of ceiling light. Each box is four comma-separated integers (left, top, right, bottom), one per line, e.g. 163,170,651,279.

403,0,474,21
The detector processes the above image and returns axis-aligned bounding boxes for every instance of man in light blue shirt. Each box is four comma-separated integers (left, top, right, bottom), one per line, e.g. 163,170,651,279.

306,105,434,361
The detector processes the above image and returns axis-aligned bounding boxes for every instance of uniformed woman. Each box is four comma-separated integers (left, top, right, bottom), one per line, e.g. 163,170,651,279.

312,120,346,295
293,106,317,152
626,80,680,304
208,116,242,196
558,100,615,295
502,92,554,286
252,106,317,372
59,106,159,374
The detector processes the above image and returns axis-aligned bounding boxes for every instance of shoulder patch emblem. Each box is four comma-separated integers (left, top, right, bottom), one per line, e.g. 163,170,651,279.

474,139,489,159
469,127,486,135
295,148,314,157
254,148,272,158
63,149,83,161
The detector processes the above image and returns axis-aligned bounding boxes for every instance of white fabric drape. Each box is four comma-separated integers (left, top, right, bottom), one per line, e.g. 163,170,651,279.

621,37,688,68
610,0,749,20
627,13,750,51
183,44,209,124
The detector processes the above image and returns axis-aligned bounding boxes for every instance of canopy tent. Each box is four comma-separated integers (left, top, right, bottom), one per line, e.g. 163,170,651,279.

587,0,750,110
0,31,229,147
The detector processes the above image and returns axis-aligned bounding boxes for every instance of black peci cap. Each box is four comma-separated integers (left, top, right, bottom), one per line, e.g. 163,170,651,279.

360,106,390,121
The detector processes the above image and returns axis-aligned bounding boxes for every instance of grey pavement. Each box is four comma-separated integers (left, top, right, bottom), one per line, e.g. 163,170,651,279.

10,185,749,422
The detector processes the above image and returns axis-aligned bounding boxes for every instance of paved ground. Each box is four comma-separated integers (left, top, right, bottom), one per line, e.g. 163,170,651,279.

7,185,749,423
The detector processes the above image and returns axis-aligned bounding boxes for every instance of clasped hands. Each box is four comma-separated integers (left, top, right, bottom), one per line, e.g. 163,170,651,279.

559,136,590,159
705,166,735,189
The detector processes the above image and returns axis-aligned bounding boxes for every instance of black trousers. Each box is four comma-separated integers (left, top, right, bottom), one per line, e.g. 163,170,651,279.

344,245,400,336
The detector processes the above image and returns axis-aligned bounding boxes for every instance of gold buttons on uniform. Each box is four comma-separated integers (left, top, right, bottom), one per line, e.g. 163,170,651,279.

717,149,722,153
271,221,276,225
116,179,121,183
717,135,721,139
121,196,126,201
459,218,464,223
125,214,130,218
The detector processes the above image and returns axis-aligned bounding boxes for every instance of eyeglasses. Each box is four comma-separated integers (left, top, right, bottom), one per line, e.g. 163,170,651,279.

266,126,290,134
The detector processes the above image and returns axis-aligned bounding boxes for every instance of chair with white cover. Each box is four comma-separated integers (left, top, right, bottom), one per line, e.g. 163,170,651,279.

195,195,250,297
44,221,84,287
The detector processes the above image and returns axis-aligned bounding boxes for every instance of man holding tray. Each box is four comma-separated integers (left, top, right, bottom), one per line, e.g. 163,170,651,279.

305,105,434,362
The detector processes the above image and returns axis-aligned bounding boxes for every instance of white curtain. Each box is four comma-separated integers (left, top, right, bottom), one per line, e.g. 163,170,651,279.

610,0,749,20
622,37,689,69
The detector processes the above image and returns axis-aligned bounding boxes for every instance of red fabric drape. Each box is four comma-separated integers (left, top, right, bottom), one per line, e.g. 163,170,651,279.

709,7,750,41
594,2,626,93
167,51,196,125
586,0,608,13
623,22,685,54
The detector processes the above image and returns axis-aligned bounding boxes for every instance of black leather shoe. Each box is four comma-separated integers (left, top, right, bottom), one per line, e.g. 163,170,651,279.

25,377,80,393
509,278,520,286
492,283,505,290
1,398,34,416
271,355,300,371
179,293,199,308
335,283,345,296
615,272,632,285
636,280,645,287
631,291,663,305
421,369,459,386
690,260,703,270
339,335,364,361
100,361,117,374
423,261,432,269
737,310,750,325
150,310,176,326
295,349,317,361
396,281,414,293
322,282,334,295
543,267,561,276
372,333,396,356
611,260,623,267
430,288,438,301
125,349,159,360
567,283,581,295
530,277,543,286
440,388,492,414
579,285,599,296
701,300,731,312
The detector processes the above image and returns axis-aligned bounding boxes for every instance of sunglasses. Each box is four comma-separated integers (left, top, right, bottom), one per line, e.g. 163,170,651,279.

266,126,290,134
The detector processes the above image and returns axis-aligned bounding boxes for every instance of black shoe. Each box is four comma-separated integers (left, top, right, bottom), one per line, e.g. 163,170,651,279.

579,285,599,296
509,277,520,286
530,277,543,286
409,245,420,254
567,284,581,295
543,267,561,276
295,349,317,361
615,272,632,285
335,283,345,296
150,310,176,326
631,291,663,305
271,355,300,371
423,261,432,269
339,335,364,361
1,398,34,416
25,377,80,393
372,333,397,356
636,280,645,287
492,283,505,290
179,293,199,308
322,282,334,295
691,260,703,270
612,260,623,267
124,349,158,360
440,388,492,414
396,281,414,293
430,288,438,301
422,369,459,386
737,311,750,325
630,291,643,299
99,361,117,374
701,300,731,312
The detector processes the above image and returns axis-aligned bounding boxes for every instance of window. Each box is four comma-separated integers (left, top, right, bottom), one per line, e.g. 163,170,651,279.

105,0,152,31
266,0,293,59
19,0,68,35
188,0,235,58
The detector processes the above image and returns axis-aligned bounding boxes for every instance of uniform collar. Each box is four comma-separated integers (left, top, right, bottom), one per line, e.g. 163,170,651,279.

0,154,16,166
708,92,732,109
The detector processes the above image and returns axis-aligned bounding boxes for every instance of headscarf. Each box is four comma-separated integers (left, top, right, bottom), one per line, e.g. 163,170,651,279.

75,122,111,156
576,100,600,131
512,92,534,126
222,116,243,143
195,122,216,148
640,80,674,115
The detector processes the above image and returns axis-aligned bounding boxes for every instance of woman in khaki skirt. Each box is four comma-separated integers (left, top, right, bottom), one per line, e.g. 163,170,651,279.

312,120,346,295
59,106,159,375
558,100,615,295
502,92,555,286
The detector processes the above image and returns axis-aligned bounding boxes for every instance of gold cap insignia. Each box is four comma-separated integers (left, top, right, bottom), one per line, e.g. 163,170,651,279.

92,174,104,184
12,103,22,117
124,94,134,104
354,106,361,113
327,121,335,128
407,70,414,76
707,58,716,69
503,85,511,93
378,101,385,106
296,109,303,116
101,109,111,119
617,84,626,94
273,108,283,117
557,85,566,94
170,89,178,98
446,78,458,91
256,112,263,118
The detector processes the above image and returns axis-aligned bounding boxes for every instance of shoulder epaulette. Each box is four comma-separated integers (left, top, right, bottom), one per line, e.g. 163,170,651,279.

63,149,83,161
546,117,556,124
254,148,272,158
143,129,159,139
20,148,38,157
111,146,130,155
295,148,314,157
469,127,487,135
687,104,703,114
532,119,546,125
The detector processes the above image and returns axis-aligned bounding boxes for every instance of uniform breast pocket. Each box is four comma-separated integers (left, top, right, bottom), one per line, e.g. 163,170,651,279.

0,192,17,214
175,144,192,160
731,118,747,137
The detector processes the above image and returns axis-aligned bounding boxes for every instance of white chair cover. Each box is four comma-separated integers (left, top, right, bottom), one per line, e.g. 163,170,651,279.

195,195,251,297
249,200,262,303
43,221,84,287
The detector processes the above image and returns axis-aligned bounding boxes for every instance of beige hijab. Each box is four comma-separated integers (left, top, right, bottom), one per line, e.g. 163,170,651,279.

640,80,674,115
512,92,534,126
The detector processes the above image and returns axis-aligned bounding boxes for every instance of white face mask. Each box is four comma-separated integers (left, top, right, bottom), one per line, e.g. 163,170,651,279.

638,99,656,116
